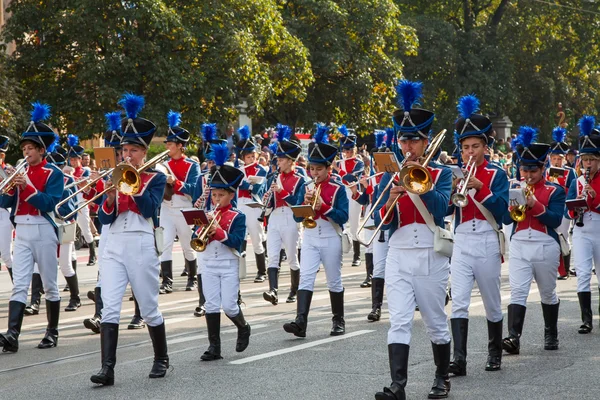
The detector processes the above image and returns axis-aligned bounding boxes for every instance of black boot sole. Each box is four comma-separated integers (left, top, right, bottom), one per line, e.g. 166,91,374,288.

263,292,278,305
84,319,101,334
90,375,114,386
200,353,223,361
283,322,306,338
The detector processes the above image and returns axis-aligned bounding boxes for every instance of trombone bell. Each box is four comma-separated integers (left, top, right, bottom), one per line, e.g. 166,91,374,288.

399,165,432,195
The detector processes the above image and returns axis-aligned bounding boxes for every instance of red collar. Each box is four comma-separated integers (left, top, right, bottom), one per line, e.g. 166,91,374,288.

476,159,488,169
29,159,47,171
216,204,233,213
171,155,186,164
281,170,295,178
533,179,547,190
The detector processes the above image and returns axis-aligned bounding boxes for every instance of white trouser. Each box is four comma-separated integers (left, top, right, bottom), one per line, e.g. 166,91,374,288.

363,205,374,254
372,230,389,279
101,232,163,326
509,238,560,306
239,198,266,254
159,204,196,262
450,230,503,322
573,218,600,292
58,242,75,278
0,208,13,269
267,207,300,271
346,187,362,241
77,205,94,244
203,260,241,316
386,246,450,345
299,234,343,292
11,223,60,304
556,218,571,249
95,225,109,288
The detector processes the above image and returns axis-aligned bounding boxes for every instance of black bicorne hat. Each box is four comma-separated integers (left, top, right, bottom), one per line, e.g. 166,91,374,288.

578,116,600,155
513,126,549,169
20,102,59,151
208,143,244,191
118,94,157,148
392,80,434,140
235,125,256,155
0,136,9,153
454,94,493,145
308,124,338,166
164,111,190,145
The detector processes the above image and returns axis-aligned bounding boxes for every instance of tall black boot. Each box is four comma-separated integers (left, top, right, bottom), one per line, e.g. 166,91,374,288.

283,290,313,338
368,278,384,321
329,289,345,336
287,269,300,303
297,247,301,264
352,240,361,266
263,268,279,305
253,252,267,283
486,319,503,371
227,309,251,352
159,260,173,294
448,318,468,376
542,302,560,350
428,342,451,399
503,304,526,354
194,274,206,317
7,267,13,283
65,274,81,311
375,343,409,400
25,273,43,316
201,313,223,361
128,296,146,329
38,299,60,349
577,291,593,334
84,287,102,334
361,253,373,287
0,301,26,353
147,322,169,378
90,323,119,386
185,259,198,291
262,241,267,258
87,241,97,266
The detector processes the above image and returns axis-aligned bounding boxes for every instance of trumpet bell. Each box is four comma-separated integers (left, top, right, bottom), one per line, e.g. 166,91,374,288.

191,238,207,252
510,206,527,222
451,193,469,208
399,165,432,194
112,164,141,195
302,217,317,229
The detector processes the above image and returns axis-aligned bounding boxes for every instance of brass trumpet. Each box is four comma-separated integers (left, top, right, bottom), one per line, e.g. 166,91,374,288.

0,157,29,194
510,184,534,222
451,156,476,208
398,129,447,195
302,184,322,229
190,214,221,252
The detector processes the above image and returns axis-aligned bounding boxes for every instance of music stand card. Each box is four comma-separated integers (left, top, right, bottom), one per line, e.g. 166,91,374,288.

549,167,565,176
248,176,266,185
509,189,526,206
449,165,464,180
373,152,401,173
94,147,117,170
245,202,264,209
566,198,587,210
180,208,209,226
291,204,316,219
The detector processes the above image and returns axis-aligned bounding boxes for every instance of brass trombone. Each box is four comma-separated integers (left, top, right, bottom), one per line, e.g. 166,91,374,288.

398,129,447,195
190,214,221,252
302,184,322,229
451,156,476,208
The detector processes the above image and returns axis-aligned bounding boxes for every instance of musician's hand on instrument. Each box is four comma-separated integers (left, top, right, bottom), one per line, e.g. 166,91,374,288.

466,176,483,191
13,174,27,190
314,196,323,210
194,198,203,208
304,190,314,205
271,183,281,193
349,184,359,195
585,184,596,199
166,175,175,185
207,222,217,237
90,171,100,181
526,195,536,208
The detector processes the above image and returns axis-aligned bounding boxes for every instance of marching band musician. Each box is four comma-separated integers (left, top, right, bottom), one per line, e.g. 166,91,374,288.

83,111,124,333
565,116,600,335
262,125,306,306
283,124,349,338
547,126,577,279
502,127,564,354
375,80,453,400
0,136,13,282
194,143,250,361
447,95,509,375
0,102,64,352
349,129,389,321
235,125,268,283
334,124,365,267
47,148,82,312
159,111,200,294
66,134,97,267
91,94,169,385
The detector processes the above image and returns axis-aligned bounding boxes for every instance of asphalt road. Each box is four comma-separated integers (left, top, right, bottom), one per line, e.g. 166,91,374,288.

0,242,598,400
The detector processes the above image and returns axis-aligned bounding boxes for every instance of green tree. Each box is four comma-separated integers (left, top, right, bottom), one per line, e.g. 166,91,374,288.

0,53,25,147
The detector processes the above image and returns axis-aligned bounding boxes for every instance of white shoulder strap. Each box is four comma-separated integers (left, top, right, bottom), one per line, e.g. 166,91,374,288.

407,192,437,234
471,197,500,233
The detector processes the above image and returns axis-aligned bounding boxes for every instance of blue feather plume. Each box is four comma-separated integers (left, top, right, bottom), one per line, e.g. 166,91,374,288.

208,143,229,167
201,123,217,143
552,127,567,143
395,79,423,111
453,130,461,149
167,110,181,128
338,124,349,138
238,125,251,141
46,134,59,153
30,102,51,123
457,94,480,119
313,124,329,144
268,142,278,155
517,126,537,148
579,115,595,137
118,93,145,119
374,130,385,148
385,127,394,148
276,124,292,141
67,134,79,147
105,112,122,132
